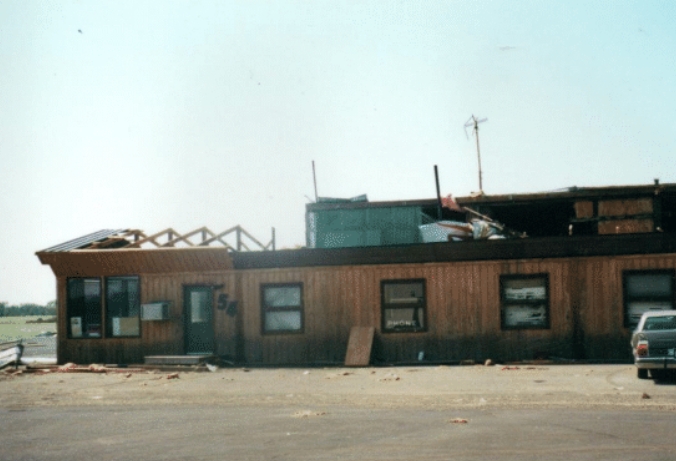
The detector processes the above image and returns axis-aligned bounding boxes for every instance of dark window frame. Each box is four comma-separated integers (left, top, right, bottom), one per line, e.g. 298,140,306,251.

66,277,103,339
105,275,141,338
623,269,675,329
500,274,550,330
66,276,141,339
260,283,304,335
381,278,427,333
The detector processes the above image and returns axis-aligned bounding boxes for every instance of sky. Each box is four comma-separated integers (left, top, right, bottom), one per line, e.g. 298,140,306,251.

1,0,675,305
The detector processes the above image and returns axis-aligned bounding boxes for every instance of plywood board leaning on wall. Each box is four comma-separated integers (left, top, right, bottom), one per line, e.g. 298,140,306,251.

344,326,375,367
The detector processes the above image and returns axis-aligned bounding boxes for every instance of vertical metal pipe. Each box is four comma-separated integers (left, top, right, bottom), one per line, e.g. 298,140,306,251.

475,119,483,193
312,160,318,201
434,165,442,220
272,227,276,251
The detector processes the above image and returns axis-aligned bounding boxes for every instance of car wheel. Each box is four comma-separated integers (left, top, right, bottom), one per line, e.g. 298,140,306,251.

650,369,666,380
637,368,649,379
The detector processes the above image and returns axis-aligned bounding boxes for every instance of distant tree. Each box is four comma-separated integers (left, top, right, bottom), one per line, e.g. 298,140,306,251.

45,300,57,316
0,301,57,317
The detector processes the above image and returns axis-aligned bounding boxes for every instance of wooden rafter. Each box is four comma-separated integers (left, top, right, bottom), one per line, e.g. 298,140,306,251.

88,237,131,249
117,226,274,252
199,226,241,247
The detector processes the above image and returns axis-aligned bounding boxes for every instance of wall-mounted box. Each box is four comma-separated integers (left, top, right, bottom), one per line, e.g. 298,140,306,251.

141,302,171,321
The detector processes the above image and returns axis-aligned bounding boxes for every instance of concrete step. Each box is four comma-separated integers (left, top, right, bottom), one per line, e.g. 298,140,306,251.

144,355,214,365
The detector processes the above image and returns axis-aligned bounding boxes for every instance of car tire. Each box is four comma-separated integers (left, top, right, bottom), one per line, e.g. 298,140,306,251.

637,368,649,379
650,369,666,380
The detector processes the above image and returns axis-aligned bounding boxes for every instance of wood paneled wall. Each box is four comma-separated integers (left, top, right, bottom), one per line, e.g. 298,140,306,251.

236,253,676,365
55,252,676,366
57,271,237,364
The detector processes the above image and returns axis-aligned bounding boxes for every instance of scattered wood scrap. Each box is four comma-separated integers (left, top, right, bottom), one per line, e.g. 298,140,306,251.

56,363,146,373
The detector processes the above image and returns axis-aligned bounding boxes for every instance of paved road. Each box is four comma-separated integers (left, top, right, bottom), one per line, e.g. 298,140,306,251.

1,364,676,460
2,405,676,461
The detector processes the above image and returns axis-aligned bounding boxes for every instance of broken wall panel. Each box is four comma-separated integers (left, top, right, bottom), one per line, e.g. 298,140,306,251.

598,198,653,217
598,219,654,235
574,201,594,219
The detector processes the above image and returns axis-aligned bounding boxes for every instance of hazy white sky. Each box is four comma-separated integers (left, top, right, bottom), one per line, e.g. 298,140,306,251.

1,1,675,304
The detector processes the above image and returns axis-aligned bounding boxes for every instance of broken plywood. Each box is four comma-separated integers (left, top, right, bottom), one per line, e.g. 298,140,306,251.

598,198,653,217
574,201,594,219
598,219,654,235
344,327,375,367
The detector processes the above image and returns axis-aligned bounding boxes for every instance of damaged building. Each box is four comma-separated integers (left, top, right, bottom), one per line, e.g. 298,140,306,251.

36,182,676,366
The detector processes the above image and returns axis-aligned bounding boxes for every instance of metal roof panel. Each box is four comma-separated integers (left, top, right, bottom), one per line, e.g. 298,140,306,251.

39,229,129,253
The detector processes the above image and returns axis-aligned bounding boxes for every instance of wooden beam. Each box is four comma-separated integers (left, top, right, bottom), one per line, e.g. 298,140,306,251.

200,226,240,246
238,227,268,250
127,228,178,248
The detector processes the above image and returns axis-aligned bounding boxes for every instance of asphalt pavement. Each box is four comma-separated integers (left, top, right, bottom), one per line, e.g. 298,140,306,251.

1,364,676,460
2,405,676,461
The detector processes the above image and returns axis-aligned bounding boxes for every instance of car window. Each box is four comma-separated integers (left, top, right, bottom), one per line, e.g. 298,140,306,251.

644,316,676,331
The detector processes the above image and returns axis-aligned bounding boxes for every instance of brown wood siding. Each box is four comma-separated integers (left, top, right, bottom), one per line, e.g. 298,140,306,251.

237,253,676,365
39,247,233,277
51,249,676,366
57,270,238,364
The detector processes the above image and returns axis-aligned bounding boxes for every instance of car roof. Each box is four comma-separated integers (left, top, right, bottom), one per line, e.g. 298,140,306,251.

641,310,676,318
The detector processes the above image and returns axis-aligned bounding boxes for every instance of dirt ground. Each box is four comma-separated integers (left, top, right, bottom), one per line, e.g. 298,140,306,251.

1,363,675,411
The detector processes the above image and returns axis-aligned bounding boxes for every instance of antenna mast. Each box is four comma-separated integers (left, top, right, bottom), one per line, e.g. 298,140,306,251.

464,114,488,194
312,160,318,201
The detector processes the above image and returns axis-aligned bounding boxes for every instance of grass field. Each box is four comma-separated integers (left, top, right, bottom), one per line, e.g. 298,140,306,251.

0,316,57,343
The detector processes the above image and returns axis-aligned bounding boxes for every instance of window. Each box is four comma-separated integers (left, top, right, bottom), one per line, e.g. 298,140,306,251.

106,276,141,337
381,279,426,333
643,315,676,331
623,270,675,329
66,276,141,339
67,278,102,338
501,274,549,329
261,283,303,333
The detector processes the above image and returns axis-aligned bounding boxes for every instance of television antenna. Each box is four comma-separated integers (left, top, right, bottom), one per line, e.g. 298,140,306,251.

464,114,488,194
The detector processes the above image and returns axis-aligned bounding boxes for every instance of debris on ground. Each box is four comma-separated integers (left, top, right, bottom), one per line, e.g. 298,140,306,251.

166,373,179,380
325,371,353,379
501,366,520,371
292,410,326,418
449,418,468,424
484,359,494,366
55,363,145,374
378,373,400,381
0,342,24,370
642,393,651,399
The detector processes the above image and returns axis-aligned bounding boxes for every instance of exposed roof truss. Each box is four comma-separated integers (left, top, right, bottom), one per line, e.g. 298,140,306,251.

39,226,275,253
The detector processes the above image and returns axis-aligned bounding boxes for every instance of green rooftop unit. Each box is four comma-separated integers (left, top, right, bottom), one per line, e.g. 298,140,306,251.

306,197,437,248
